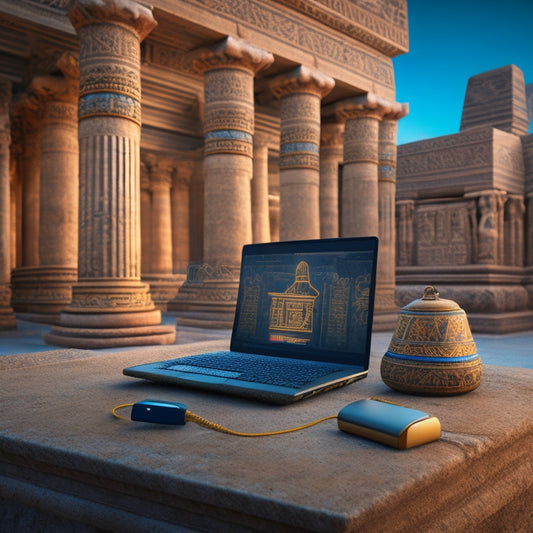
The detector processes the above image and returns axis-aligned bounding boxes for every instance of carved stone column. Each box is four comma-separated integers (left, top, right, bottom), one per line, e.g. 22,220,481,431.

172,160,192,273
269,194,280,243
333,96,383,237
140,156,152,276
171,37,273,327
252,138,271,243
16,53,80,322
142,156,181,310
319,120,344,238
377,108,407,315
325,94,407,329
46,0,175,347
270,66,334,241
11,97,41,267
0,81,16,329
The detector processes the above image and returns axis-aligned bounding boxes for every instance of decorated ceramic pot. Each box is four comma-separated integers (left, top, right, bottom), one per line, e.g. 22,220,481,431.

380,286,483,395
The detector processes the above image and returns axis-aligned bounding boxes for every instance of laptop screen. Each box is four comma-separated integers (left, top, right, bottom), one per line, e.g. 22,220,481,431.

230,237,378,367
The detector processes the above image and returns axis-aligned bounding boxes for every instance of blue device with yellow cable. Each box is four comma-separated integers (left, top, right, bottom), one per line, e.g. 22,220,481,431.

113,397,441,448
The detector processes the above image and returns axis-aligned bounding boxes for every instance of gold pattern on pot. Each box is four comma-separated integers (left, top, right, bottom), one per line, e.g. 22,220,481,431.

380,286,483,395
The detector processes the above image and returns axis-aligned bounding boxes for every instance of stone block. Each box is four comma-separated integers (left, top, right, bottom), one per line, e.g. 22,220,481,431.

460,64,529,136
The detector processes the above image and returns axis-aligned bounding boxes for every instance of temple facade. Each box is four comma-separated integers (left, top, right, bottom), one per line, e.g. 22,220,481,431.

0,0,408,345
396,65,533,333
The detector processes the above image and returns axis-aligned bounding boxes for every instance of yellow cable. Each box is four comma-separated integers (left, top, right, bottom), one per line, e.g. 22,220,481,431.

112,402,134,421
184,411,337,437
111,402,336,437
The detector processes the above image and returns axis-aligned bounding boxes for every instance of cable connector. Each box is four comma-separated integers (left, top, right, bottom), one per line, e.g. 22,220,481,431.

131,399,188,425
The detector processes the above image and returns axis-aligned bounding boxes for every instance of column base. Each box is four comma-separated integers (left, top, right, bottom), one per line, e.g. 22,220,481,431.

142,273,185,311
11,266,77,322
167,262,239,329
45,281,176,348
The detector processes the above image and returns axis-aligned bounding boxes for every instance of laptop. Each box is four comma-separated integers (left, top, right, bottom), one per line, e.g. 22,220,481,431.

124,236,378,404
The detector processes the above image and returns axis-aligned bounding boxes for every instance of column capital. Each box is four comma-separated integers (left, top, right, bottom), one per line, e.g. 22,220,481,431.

173,160,194,188
141,152,174,190
324,93,408,121
68,0,157,41
190,36,273,75
269,66,334,99
28,52,80,104
321,121,345,147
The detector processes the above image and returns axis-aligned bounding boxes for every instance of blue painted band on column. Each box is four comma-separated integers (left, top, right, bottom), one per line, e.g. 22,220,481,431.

205,130,253,143
384,351,480,363
280,142,319,154
78,92,141,124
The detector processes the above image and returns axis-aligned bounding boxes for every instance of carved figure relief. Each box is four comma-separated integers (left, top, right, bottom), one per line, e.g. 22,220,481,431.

414,202,473,266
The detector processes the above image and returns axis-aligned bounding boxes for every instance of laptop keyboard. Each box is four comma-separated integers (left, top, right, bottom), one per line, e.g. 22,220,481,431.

159,351,348,388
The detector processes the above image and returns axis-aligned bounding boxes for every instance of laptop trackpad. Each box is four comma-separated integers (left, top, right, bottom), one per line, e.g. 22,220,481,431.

165,363,242,379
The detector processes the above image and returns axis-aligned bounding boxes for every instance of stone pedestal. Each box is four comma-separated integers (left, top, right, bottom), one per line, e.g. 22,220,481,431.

46,0,175,347
170,37,273,328
0,81,16,329
270,66,334,241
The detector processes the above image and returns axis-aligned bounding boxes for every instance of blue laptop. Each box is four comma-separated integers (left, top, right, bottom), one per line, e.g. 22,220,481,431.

124,236,378,403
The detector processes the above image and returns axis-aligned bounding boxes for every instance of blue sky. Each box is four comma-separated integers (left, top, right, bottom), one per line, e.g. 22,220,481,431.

393,1,532,145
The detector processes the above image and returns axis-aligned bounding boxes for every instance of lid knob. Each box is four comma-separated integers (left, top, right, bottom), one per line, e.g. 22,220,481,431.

422,286,439,300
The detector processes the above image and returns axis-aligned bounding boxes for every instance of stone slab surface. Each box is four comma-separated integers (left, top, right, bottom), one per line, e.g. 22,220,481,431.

1,341,533,532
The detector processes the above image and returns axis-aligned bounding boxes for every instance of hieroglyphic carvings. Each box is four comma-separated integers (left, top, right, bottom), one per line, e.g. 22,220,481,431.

145,0,395,92
476,192,505,265
504,195,525,267
414,202,475,266
396,200,414,266
276,0,408,55
194,37,272,158
398,136,492,177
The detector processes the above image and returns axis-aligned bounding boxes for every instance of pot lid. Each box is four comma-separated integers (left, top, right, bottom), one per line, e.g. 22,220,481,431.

402,286,462,313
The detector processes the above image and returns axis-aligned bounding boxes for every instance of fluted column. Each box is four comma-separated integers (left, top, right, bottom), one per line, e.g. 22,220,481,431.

252,138,271,243
46,0,175,347
319,121,344,238
377,108,407,314
142,157,181,310
270,66,334,241
171,36,273,327
0,81,16,329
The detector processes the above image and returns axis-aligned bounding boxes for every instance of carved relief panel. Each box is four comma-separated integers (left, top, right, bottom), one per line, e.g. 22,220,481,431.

413,201,476,266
